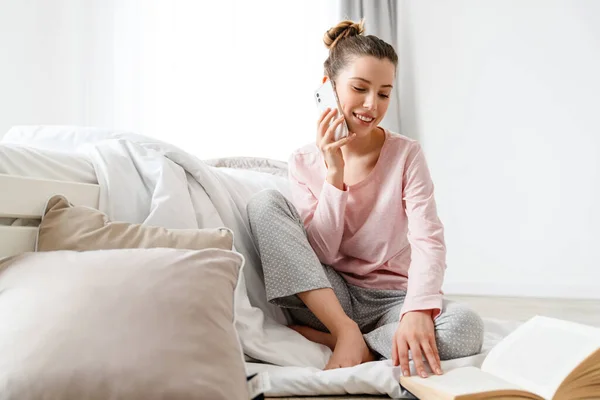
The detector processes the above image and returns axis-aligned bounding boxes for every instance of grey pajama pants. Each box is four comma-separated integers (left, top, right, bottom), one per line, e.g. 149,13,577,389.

247,189,484,360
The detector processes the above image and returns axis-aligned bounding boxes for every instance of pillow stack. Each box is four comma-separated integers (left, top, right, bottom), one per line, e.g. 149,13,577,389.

0,195,249,400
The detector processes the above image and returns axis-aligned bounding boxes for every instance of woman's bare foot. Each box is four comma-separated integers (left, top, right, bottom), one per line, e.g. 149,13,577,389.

289,322,376,370
325,321,375,370
289,325,336,350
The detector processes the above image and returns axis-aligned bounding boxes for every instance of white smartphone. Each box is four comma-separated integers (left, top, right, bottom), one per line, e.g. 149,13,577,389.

314,79,349,141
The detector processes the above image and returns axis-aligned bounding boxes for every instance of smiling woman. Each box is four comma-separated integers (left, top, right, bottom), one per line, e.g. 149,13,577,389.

245,18,485,376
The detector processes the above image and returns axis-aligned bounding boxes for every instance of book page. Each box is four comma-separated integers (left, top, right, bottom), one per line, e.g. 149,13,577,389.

482,316,600,399
401,366,529,396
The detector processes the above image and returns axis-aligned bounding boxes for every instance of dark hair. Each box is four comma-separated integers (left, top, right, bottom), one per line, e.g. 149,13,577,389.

323,19,398,80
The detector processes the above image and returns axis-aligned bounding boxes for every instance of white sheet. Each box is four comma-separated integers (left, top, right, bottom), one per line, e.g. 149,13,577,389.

247,318,522,398
2,127,522,398
0,143,96,183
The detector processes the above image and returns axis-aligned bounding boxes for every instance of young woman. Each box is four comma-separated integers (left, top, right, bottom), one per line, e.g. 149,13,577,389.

247,19,484,378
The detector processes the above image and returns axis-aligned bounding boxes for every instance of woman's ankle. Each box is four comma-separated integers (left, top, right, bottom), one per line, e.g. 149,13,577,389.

330,318,360,339
290,325,336,350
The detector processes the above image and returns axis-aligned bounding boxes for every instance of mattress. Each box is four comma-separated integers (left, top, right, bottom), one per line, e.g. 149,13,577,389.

0,143,97,184
0,144,98,227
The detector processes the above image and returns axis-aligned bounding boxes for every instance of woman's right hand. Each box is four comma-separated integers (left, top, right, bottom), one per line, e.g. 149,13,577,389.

317,108,356,173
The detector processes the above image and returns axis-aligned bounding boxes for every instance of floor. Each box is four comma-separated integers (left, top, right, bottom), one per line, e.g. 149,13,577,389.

271,294,600,400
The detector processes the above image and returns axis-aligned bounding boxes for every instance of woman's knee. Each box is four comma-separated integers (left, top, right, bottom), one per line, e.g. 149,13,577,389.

246,189,286,222
435,302,485,360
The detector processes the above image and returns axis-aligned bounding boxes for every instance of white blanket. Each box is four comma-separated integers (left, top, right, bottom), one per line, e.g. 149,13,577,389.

85,138,332,367
3,128,521,398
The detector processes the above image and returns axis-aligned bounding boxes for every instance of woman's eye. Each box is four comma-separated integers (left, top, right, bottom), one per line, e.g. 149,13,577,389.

379,94,390,99
352,86,366,92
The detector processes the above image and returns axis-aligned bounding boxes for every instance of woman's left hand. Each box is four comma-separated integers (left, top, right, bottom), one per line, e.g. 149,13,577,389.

392,310,443,378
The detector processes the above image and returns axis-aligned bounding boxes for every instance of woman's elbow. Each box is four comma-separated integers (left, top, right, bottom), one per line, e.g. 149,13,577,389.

307,234,336,265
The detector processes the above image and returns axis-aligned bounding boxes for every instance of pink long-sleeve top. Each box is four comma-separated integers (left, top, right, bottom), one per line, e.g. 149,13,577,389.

288,129,447,320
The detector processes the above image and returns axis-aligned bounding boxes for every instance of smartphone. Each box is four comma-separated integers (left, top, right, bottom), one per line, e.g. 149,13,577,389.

314,79,349,141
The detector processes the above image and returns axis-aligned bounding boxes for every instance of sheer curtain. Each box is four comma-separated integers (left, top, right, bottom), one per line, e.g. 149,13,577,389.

105,0,342,160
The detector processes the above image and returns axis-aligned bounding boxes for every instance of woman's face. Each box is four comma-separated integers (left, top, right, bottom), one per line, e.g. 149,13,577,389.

333,56,395,137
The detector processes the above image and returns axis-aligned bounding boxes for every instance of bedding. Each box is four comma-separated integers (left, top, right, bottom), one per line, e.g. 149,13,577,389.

82,138,332,369
0,127,288,229
246,318,523,397
0,143,98,227
2,128,331,368
0,248,248,400
37,194,234,252
0,142,96,183
1,126,522,398
3,126,288,177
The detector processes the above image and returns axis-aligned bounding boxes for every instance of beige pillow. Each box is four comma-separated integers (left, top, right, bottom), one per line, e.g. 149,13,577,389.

0,248,248,400
37,195,233,252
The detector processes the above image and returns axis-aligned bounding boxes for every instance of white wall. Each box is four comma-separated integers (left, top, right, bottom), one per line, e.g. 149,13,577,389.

0,0,339,160
107,0,340,161
0,0,86,137
0,0,114,139
399,0,600,299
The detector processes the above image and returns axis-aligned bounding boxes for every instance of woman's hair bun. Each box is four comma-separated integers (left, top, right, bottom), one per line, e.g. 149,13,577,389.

323,19,365,50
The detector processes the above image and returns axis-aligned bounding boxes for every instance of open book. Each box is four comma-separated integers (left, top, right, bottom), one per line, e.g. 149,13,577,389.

400,316,600,400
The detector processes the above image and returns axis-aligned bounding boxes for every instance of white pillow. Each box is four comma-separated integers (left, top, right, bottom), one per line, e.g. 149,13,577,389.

0,248,249,400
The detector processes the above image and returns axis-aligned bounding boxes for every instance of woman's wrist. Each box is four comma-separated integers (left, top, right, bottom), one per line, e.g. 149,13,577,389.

326,169,345,190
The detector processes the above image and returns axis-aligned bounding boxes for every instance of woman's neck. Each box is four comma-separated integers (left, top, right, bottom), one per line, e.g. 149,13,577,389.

342,127,385,159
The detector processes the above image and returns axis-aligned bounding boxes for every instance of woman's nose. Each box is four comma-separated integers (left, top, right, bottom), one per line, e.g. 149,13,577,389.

363,93,377,111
